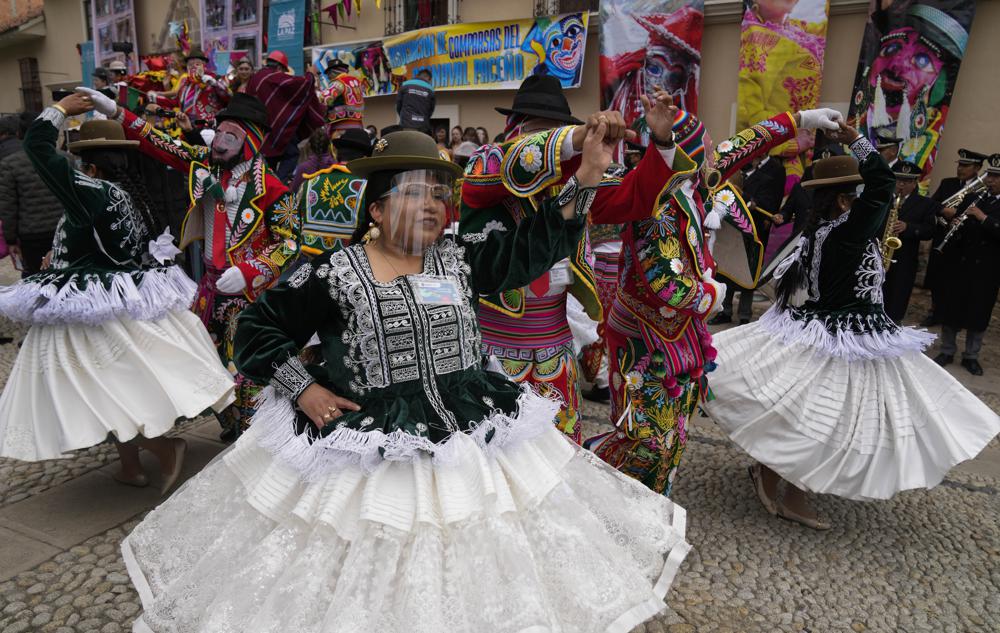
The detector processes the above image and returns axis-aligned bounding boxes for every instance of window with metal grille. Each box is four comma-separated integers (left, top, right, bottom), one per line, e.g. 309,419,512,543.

19,58,43,113
385,0,452,36
534,0,598,15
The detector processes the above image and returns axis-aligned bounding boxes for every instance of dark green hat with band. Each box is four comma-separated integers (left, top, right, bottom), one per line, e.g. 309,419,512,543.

347,130,463,178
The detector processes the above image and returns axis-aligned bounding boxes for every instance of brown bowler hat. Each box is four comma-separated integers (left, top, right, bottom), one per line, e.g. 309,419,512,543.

802,155,862,189
347,130,463,178
67,120,139,152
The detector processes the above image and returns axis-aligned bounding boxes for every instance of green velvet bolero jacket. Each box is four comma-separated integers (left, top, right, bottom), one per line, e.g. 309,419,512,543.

0,109,194,327
764,136,935,359
234,196,586,446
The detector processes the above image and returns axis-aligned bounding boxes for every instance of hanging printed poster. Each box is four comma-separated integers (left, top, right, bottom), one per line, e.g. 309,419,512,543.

382,12,590,91
847,0,977,178
737,0,830,187
600,0,704,150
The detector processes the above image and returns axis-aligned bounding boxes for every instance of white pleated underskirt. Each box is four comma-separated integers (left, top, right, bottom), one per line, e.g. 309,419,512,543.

122,415,691,633
0,310,235,461
703,320,1000,500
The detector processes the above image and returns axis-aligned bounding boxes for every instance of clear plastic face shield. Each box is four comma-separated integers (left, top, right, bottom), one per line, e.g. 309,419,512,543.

374,169,454,256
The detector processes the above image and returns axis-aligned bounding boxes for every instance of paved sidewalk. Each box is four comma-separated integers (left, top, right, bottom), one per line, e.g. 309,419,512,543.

0,275,997,632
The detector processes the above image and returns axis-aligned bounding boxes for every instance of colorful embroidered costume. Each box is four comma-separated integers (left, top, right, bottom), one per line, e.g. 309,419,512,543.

120,108,300,433
586,112,799,496
153,73,230,125
0,111,234,460
321,72,365,131
296,164,366,256
460,127,671,442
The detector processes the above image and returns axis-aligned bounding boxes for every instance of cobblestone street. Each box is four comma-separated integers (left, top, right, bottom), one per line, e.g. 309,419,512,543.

0,264,997,633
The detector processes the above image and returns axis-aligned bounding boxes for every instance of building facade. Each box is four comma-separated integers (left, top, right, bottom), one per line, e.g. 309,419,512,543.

0,0,997,189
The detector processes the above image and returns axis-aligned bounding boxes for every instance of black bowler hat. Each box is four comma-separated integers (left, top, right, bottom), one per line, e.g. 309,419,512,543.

333,128,373,155
216,93,271,131
184,48,210,64
957,148,987,164
892,160,922,180
495,75,582,125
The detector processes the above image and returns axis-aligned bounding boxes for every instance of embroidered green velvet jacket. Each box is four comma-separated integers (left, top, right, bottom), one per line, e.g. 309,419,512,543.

233,196,586,446
0,109,195,326
459,126,602,321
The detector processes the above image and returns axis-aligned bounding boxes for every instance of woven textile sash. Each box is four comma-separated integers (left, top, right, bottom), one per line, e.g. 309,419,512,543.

480,293,572,352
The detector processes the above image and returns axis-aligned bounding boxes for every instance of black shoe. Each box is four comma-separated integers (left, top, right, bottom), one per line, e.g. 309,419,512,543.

708,314,732,326
0,337,12,345
584,385,610,404
219,426,239,443
933,353,953,367
961,359,984,376
921,315,940,327
739,318,750,325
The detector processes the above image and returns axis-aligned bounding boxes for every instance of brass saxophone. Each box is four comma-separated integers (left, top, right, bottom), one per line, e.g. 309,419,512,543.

881,193,904,271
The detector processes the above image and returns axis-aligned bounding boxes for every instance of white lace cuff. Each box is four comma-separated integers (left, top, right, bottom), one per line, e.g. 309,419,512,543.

270,356,315,401
849,136,877,162
38,107,66,128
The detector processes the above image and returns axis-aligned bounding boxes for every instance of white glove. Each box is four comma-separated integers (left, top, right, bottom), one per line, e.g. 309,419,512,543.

148,228,182,264
204,74,216,85
216,267,247,294
75,87,117,117
797,108,843,132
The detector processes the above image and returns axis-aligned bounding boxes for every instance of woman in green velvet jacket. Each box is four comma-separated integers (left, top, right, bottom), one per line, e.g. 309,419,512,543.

703,123,1000,529
120,126,696,632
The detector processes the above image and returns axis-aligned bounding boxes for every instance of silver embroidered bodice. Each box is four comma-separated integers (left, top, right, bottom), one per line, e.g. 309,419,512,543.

312,241,482,429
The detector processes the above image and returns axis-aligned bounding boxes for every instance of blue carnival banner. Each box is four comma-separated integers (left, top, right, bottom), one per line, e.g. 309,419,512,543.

383,12,590,91
267,0,306,74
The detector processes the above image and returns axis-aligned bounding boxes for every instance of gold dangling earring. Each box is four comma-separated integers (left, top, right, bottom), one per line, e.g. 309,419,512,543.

363,221,381,244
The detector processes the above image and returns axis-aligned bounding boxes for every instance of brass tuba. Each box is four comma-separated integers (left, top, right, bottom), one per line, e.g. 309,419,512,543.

940,173,987,209
881,193,904,271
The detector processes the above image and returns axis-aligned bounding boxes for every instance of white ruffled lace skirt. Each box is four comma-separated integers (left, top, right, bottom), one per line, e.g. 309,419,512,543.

702,313,1000,500
0,310,235,461
122,391,691,633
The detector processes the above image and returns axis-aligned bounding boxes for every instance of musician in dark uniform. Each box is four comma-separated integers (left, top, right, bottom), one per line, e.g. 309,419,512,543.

874,127,902,168
881,161,940,323
710,154,785,325
922,148,987,326
933,153,1000,376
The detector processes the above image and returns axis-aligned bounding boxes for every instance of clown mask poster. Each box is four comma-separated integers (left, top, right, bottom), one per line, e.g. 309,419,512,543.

847,0,977,178
599,0,705,154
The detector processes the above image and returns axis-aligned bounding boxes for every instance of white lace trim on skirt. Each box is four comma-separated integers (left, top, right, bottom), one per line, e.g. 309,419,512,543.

0,266,196,326
758,306,936,361
250,385,562,481
121,427,691,633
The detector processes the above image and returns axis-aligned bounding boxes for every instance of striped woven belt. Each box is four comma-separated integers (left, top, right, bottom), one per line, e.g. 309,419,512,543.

480,293,572,353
